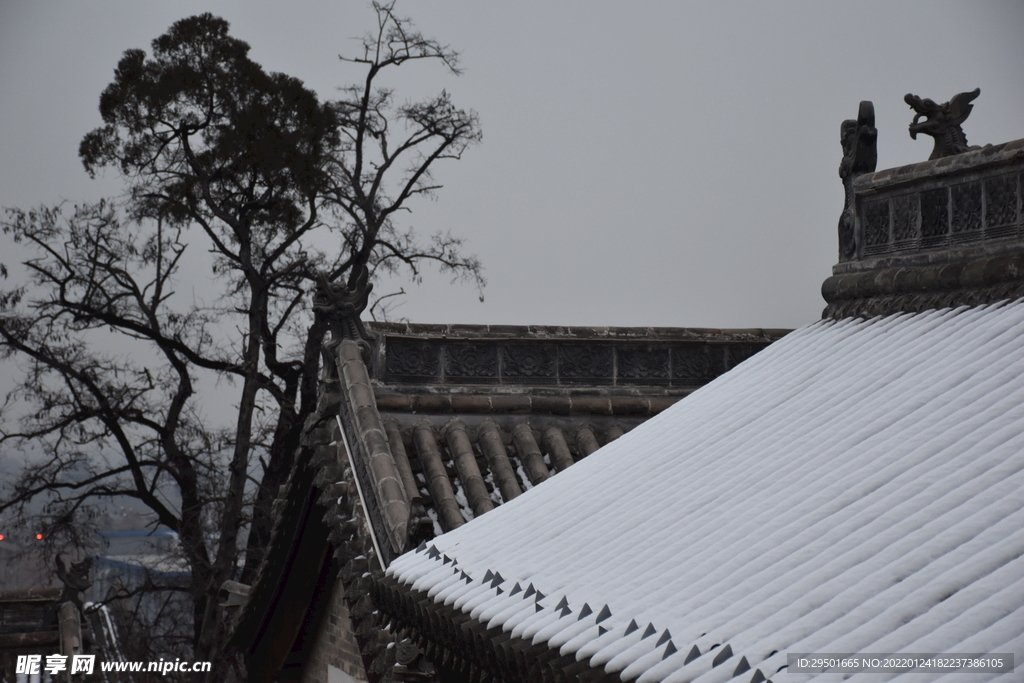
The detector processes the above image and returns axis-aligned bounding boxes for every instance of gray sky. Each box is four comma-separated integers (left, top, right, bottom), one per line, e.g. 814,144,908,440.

2,1,1023,330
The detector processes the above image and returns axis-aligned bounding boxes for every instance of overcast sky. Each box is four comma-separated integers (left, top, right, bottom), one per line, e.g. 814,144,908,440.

2,1,1023,330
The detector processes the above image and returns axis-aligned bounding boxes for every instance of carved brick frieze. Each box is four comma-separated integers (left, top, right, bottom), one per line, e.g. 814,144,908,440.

863,199,890,247
839,138,1023,268
384,340,441,383
376,335,782,389
502,345,557,383
558,345,614,384
920,188,949,239
444,344,498,384
951,182,982,236
727,345,764,369
671,346,723,384
985,173,1018,230
618,346,670,385
892,194,919,243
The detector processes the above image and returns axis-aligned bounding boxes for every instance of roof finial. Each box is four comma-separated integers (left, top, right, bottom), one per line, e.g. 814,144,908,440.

837,101,878,260
905,88,980,159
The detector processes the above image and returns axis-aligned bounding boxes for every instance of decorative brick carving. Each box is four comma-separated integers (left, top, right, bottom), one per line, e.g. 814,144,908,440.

727,344,765,369
558,345,613,384
920,188,949,238
985,173,1018,229
444,344,498,383
892,194,919,242
502,345,557,383
845,139,1023,264
618,346,669,385
863,199,890,246
951,182,982,234
671,346,722,384
385,340,440,382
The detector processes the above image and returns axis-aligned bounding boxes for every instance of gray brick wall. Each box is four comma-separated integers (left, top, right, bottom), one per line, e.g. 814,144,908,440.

302,576,367,683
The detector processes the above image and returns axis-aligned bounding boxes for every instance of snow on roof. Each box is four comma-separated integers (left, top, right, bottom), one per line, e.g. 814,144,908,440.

386,301,1024,682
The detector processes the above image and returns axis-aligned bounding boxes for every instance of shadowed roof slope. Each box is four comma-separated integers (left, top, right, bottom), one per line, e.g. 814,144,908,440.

380,301,1024,682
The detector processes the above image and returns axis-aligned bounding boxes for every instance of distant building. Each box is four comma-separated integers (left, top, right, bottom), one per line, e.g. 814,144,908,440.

0,509,185,680
0,582,122,683
89,516,190,665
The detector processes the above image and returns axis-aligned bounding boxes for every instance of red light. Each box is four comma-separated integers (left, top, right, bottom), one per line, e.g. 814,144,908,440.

35,533,44,540
0,534,5,540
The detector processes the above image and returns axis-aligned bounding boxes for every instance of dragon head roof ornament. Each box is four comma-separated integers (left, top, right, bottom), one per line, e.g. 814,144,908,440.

313,265,373,367
905,88,981,160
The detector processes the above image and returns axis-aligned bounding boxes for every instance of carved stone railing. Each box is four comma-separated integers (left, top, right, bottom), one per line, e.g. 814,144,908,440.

840,139,1024,272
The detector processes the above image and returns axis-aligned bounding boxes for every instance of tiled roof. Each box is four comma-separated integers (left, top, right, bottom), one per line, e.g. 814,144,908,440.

381,301,1024,682
231,323,786,681
343,324,785,565
379,415,626,537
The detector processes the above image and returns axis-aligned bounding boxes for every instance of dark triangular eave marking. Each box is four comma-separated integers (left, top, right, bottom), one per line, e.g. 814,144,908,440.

484,569,494,583
642,623,657,639
535,591,546,602
492,571,504,585
559,605,572,618
749,668,766,683
416,540,427,552
598,626,608,636
733,656,751,676
442,554,452,565
556,596,569,611
524,584,535,599
656,629,672,647
684,645,700,664
663,641,677,660
596,605,611,623
624,619,639,635
460,570,471,583
496,587,503,595
427,545,440,559
712,643,733,667
510,582,522,596
577,603,593,620
535,603,544,613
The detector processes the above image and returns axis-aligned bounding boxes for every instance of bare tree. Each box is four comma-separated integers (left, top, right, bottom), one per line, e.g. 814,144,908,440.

0,3,481,670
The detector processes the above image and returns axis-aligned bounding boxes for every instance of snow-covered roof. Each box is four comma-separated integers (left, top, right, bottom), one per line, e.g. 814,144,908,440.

384,301,1024,682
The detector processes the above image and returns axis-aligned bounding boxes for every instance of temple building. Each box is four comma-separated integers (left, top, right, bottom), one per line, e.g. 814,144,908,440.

229,324,784,682
231,93,1024,682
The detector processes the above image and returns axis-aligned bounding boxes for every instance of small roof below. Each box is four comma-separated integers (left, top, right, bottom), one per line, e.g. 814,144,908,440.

384,301,1024,682
347,322,786,559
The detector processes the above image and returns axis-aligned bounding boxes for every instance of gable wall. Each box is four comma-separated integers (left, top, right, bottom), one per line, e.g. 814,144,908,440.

301,576,367,683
